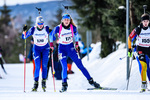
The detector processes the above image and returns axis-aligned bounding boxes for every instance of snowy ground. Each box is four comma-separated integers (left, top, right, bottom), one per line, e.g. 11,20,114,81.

0,42,150,100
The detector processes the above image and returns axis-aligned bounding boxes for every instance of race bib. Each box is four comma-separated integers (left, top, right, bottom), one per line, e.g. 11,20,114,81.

33,27,48,46
137,28,150,47
58,27,73,44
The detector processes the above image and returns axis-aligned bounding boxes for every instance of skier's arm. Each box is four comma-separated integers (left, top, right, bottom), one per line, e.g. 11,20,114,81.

128,25,141,49
73,26,79,42
128,29,136,49
128,26,141,57
45,25,52,34
49,26,59,43
22,27,35,39
73,26,80,51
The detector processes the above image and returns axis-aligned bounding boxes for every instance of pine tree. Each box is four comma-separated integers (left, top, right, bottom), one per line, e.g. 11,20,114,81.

72,0,116,57
0,3,11,26
0,3,14,62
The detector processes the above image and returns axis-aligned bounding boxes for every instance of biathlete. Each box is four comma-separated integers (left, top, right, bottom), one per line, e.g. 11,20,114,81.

22,16,50,92
49,13,100,92
128,13,150,92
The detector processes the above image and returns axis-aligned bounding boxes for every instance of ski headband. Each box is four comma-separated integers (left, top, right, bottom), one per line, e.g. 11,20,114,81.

141,15,149,21
62,14,71,20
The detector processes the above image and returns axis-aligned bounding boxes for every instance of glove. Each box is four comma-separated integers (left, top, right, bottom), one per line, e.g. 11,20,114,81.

75,42,80,52
49,28,52,33
139,23,143,29
23,25,27,31
128,49,132,57
50,42,54,53
132,44,136,48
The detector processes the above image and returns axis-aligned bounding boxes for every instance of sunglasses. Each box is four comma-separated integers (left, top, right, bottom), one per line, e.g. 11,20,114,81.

63,14,70,17
37,23,44,25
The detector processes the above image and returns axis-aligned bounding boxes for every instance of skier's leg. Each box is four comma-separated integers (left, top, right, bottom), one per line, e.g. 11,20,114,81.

46,57,51,79
139,56,147,82
54,61,59,79
67,63,73,74
33,50,41,82
0,58,7,74
136,56,142,73
68,47,100,88
59,53,68,83
59,52,68,92
41,48,49,80
32,57,40,91
41,48,49,90
32,60,35,78
146,56,150,82
69,48,91,80
139,53,147,90
57,61,62,80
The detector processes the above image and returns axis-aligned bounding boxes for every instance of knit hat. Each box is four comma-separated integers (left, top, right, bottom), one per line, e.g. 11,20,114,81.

36,16,44,25
141,14,149,21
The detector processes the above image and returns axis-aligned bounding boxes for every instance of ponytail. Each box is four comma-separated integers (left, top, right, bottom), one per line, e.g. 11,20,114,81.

70,18,77,27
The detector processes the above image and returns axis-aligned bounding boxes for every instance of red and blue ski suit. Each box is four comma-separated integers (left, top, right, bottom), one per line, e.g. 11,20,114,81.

128,26,150,82
22,26,50,81
49,24,92,83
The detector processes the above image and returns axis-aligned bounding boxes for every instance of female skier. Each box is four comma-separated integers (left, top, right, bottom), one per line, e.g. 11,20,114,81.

22,16,50,92
49,13,100,92
128,13,150,92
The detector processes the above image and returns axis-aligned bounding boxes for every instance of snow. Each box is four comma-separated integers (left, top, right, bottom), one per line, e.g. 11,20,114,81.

0,42,150,100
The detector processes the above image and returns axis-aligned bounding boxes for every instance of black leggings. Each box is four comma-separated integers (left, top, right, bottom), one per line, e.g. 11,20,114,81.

0,58,4,69
137,46,150,62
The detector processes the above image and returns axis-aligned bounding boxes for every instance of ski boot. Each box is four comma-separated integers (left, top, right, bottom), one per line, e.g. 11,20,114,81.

42,79,46,92
67,70,74,74
88,78,100,88
140,81,147,93
60,82,68,93
32,81,38,92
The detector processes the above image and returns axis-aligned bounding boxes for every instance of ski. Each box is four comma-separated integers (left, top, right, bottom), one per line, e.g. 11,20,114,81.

87,87,117,90
140,88,150,93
